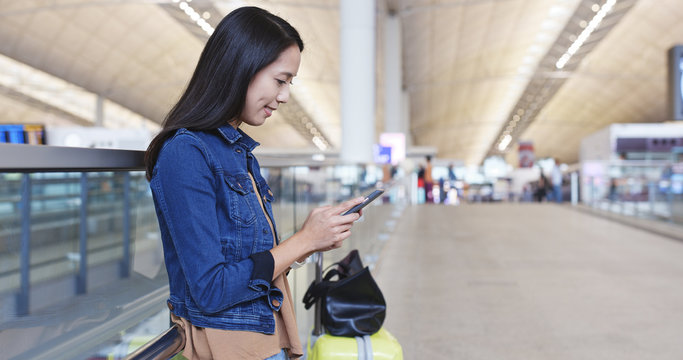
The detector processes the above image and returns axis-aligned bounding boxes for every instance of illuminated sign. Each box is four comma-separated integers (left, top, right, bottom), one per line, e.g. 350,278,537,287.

0,124,45,145
379,132,406,165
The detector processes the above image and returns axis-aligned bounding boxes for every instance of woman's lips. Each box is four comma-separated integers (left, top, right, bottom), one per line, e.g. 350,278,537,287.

264,107,274,117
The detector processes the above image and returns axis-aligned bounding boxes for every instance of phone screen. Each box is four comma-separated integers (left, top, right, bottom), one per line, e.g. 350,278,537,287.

342,189,385,215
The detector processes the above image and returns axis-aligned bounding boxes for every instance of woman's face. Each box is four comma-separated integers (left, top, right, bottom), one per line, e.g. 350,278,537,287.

236,44,301,128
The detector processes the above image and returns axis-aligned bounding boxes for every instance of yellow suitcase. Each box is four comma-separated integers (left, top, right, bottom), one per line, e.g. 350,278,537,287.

305,251,403,359
307,327,403,359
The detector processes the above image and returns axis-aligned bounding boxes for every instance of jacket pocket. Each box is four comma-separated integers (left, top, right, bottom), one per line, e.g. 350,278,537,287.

224,173,257,225
220,236,239,262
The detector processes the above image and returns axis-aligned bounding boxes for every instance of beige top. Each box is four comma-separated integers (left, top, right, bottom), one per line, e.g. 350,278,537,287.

172,172,302,360
425,162,433,183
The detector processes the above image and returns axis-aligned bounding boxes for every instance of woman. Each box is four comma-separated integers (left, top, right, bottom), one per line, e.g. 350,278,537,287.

145,7,363,360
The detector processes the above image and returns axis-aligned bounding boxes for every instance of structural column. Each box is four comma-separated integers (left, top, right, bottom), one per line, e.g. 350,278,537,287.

340,0,376,164
384,13,404,135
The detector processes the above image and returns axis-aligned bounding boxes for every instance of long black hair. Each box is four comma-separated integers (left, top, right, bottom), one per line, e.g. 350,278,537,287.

145,6,303,179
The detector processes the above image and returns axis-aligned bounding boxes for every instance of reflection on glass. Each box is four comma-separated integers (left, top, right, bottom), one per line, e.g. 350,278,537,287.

585,161,683,224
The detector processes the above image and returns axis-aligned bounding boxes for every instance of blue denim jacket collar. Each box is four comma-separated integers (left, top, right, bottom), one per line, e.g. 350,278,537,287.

216,124,260,151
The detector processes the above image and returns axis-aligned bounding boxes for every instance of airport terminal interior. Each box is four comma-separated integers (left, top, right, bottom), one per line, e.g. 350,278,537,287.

1,0,683,359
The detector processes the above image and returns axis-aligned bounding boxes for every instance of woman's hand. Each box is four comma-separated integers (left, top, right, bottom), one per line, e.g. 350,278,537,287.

269,196,364,279
298,196,364,253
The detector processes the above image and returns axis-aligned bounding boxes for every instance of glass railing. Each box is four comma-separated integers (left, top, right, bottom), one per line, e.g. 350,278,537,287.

0,143,408,359
582,160,683,225
0,144,169,360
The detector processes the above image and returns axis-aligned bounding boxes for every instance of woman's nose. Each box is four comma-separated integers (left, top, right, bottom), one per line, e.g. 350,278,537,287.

276,87,290,104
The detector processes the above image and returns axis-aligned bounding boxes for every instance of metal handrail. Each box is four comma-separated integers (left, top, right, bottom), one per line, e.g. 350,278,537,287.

0,143,145,172
124,324,184,360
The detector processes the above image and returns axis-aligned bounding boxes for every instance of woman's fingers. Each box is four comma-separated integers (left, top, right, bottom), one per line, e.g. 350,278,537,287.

333,196,364,216
333,223,353,233
299,196,366,253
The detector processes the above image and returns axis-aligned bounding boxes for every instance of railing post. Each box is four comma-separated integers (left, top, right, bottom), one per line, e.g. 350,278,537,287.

667,182,674,222
121,172,131,278
77,173,88,294
634,180,640,217
292,169,297,232
570,172,578,205
620,185,625,215
649,181,656,216
16,173,31,316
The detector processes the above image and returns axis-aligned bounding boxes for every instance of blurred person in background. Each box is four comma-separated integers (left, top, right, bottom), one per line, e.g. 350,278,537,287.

534,169,548,202
550,158,563,203
424,155,434,203
417,164,426,204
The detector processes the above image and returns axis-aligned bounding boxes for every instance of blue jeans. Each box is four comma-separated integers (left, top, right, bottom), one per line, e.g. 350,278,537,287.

265,349,288,360
553,185,562,203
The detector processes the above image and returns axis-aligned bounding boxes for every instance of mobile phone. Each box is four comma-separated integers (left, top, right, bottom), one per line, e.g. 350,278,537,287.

342,189,385,215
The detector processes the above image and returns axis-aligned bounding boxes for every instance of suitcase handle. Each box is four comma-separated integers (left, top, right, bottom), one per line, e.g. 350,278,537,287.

313,251,323,336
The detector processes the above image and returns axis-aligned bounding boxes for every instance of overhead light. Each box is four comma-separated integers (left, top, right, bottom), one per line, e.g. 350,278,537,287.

312,136,327,151
498,135,512,151
178,1,214,36
556,0,617,69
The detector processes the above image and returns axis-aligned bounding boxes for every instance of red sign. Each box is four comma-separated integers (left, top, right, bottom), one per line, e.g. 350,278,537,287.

518,141,534,168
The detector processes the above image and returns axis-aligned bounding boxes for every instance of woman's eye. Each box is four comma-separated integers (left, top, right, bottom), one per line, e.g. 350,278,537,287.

276,79,287,85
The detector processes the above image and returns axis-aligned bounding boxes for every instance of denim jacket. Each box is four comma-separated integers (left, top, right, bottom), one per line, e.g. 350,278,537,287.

150,125,282,334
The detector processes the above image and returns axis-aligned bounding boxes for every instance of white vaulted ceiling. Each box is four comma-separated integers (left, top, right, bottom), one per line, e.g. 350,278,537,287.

0,0,681,165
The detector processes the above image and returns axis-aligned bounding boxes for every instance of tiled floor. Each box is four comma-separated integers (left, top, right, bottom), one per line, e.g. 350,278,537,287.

373,203,683,360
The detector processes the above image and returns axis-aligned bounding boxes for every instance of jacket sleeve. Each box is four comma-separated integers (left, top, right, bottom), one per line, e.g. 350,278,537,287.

151,134,280,314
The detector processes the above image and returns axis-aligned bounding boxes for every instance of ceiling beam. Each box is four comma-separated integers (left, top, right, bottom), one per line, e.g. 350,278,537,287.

0,84,94,127
484,0,639,163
